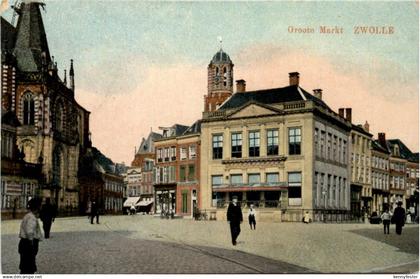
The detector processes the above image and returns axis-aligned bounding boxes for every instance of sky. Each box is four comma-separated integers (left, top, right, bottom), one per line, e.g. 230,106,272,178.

2,0,419,164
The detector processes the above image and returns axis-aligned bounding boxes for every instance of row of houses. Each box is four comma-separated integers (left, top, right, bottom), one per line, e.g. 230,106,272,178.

126,48,418,222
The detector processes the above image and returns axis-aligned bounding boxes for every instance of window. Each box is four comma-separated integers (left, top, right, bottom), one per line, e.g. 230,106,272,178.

164,148,169,161
230,174,243,185
326,133,332,159
211,175,223,186
182,191,188,213
288,172,302,205
179,147,187,160
248,174,260,185
212,135,223,159
289,127,301,155
23,93,35,125
180,166,186,182
266,173,279,184
320,131,325,157
314,128,319,156
267,129,279,156
231,133,242,158
188,165,195,181
189,145,196,159
249,131,260,157
170,147,176,161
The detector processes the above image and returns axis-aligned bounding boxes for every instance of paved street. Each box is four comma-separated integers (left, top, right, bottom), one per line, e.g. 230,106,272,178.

1,215,418,274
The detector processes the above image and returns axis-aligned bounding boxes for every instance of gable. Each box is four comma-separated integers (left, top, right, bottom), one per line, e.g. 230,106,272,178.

227,103,279,119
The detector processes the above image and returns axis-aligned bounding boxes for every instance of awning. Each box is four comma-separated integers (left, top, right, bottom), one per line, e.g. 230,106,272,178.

123,197,141,207
136,200,153,207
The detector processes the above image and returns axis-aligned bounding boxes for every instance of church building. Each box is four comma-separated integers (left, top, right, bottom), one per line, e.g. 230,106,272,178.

1,1,91,214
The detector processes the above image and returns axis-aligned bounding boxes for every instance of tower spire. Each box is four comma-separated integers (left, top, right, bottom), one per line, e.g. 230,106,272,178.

69,59,74,91
63,69,67,86
13,0,51,72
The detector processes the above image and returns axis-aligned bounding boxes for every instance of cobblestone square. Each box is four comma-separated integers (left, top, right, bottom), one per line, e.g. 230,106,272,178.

1,215,418,274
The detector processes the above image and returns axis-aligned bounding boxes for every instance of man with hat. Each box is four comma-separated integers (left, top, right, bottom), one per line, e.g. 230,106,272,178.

392,201,406,235
227,196,243,245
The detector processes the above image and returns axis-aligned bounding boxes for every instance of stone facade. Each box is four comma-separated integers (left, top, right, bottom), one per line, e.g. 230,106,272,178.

200,70,352,222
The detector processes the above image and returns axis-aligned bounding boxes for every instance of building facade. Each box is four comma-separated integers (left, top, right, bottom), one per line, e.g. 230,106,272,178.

131,131,161,210
348,119,373,216
200,53,352,222
1,111,43,219
371,138,390,214
153,123,201,217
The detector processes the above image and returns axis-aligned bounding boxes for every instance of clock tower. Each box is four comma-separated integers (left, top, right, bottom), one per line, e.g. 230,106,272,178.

204,48,234,112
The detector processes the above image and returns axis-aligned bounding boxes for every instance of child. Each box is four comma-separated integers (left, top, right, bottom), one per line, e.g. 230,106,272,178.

381,208,391,234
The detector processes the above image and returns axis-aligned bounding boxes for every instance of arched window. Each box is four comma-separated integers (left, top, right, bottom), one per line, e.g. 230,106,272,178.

23,93,35,125
54,100,65,133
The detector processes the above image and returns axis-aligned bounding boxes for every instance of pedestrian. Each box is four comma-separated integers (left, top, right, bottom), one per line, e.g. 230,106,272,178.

392,201,406,235
248,204,256,230
39,198,56,239
90,201,99,224
303,211,311,224
380,208,391,234
227,196,243,245
18,197,42,274
130,204,136,216
86,200,92,220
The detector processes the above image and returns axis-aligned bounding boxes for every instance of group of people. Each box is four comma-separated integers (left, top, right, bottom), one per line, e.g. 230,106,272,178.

18,197,56,274
380,201,407,235
227,196,257,246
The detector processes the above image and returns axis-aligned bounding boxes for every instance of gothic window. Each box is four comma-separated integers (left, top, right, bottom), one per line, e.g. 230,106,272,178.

23,93,35,125
52,146,64,192
55,102,65,132
223,67,227,86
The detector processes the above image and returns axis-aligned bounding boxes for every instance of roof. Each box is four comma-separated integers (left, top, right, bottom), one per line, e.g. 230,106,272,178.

78,147,116,176
387,139,417,161
1,17,17,63
351,124,372,137
219,85,330,111
137,132,162,154
210,48,232,64
371,140,390,154
12,1,51,72
174,124,189,136
182,120,202,136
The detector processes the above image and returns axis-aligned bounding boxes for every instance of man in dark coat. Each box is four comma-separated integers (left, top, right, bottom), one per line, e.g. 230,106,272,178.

39,198,56,239
227,196,243,245
90,201,99,224
393,201,406,235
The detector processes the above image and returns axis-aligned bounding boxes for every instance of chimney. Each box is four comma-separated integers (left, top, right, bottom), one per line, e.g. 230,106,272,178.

345,108,352,122
378,133,386,148
289,72,300,86
313,89,322,100
338,108,345,118
236,79,246,93
363,121,370,132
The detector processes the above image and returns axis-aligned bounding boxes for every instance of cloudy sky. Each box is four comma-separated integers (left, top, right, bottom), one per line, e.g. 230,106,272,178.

3,0,419,164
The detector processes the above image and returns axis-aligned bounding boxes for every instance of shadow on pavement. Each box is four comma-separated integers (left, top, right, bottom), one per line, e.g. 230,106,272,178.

349,226,419,255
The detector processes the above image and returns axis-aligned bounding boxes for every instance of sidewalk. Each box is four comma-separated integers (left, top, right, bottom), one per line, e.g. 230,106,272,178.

2,215,418,273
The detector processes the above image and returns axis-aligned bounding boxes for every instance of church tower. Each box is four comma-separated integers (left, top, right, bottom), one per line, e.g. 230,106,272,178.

204,48,234,112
